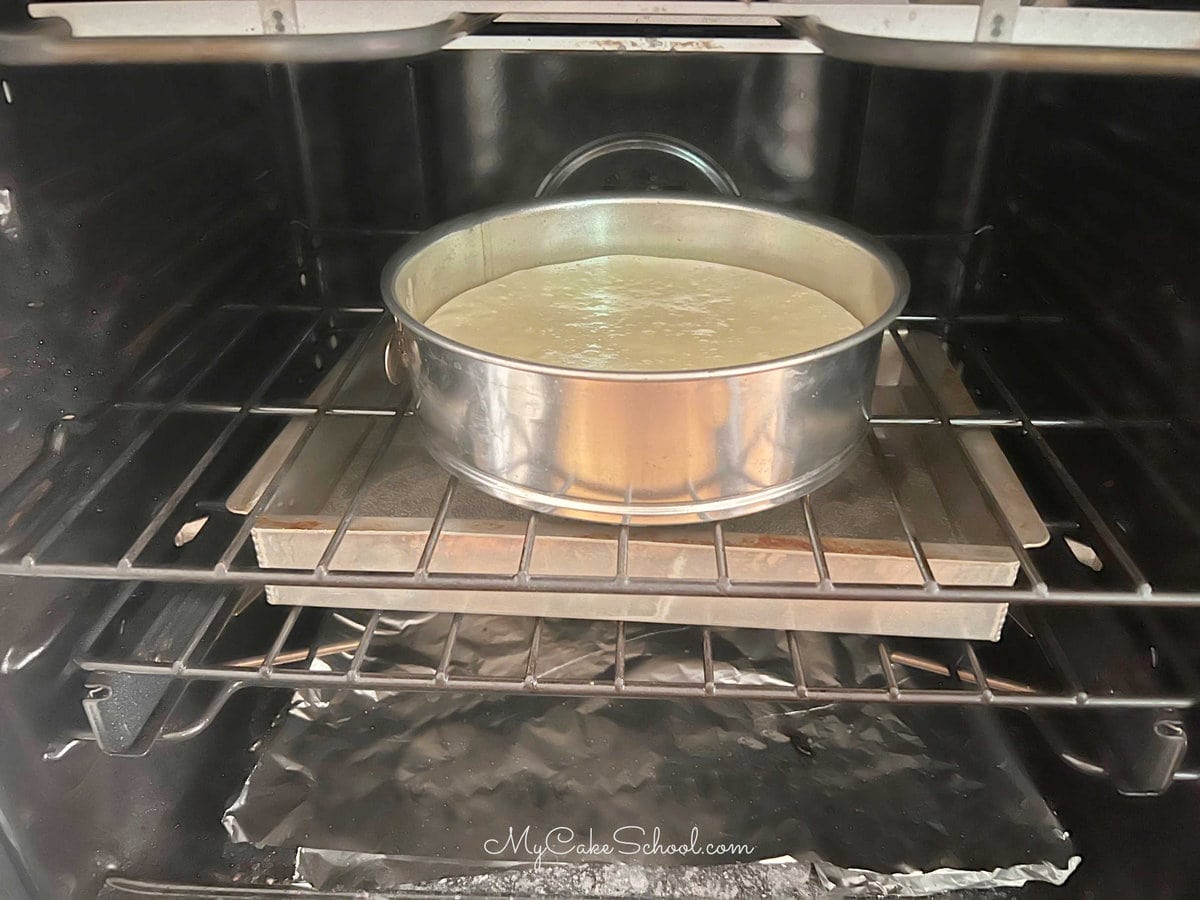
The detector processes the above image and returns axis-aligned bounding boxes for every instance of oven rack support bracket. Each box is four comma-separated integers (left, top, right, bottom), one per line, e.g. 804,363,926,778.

2,1,1200,76
83,671,176,756
80,586,247,756
1031,710,1192,796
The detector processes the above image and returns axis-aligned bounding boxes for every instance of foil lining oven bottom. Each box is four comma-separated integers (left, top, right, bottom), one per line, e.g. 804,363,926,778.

224,613,1077,896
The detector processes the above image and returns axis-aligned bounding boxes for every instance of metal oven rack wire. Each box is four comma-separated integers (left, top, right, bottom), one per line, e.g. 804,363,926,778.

67,584,1200,712
1,302,1193,607
1,242,1199,764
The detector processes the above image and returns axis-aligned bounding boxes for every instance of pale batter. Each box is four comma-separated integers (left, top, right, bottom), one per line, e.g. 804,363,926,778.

422,255,863,372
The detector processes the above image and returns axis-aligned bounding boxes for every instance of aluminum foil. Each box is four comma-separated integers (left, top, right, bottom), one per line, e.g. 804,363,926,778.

224,612,1077,896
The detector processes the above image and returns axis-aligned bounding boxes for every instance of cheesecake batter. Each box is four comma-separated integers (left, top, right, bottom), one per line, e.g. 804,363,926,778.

422,254,863,371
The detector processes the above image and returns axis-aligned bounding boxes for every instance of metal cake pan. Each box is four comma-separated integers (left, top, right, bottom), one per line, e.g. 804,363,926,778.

381,194,908,525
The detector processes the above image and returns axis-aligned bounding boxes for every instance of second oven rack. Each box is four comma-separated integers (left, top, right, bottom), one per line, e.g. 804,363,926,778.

66,581,1199,797
73,585,1198,710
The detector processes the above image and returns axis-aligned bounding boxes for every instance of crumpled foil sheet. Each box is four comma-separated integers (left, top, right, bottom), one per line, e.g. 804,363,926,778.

224,612,1078,896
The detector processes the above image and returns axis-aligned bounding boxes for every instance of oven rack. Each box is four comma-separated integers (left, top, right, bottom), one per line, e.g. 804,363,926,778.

73,585,1198,712
0,300,1195,609
67,581,1200,798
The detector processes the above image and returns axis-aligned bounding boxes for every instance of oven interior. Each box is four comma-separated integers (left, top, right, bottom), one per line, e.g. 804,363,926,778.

2,38,1200,899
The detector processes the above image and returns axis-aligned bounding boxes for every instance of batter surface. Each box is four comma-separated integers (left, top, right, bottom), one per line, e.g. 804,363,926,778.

422,255,863,372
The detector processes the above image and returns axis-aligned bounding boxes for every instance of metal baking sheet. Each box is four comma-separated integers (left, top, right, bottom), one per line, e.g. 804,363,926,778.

235,329,1048,641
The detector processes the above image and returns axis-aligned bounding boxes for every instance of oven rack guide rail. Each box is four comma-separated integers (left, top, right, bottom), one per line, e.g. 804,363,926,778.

0,1,1198,75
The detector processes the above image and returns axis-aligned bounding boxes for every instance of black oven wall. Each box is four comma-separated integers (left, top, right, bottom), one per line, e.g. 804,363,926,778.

991,74,1200,426
296,54,1000,321
0,63,294,490
979,73,1200,593
296,54,997,230
0,61,296,898
971,73,1200,895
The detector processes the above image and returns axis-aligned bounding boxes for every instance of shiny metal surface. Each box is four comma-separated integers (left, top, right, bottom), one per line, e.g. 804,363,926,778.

419,52,842,224
535,133,741,199
792,17,1200,78
0,13,492,66
18,1,1200,76
222,614,1078,894
382,194,908,525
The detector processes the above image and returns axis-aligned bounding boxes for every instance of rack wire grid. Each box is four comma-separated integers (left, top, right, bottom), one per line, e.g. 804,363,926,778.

2,303,1194,604
68,582,1200,726
4,244,1200,717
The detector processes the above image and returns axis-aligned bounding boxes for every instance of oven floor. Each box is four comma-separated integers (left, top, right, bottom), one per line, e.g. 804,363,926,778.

76,700,1200,899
